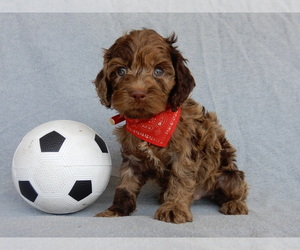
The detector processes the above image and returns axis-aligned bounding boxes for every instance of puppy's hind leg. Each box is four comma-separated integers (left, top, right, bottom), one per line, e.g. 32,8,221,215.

214,170,249,215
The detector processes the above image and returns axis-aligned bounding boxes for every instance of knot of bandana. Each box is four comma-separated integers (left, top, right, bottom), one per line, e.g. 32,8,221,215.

125,108,181,147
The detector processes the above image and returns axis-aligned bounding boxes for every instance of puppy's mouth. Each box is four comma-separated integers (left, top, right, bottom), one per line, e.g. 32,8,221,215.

115,98,168,119
123,107,156,119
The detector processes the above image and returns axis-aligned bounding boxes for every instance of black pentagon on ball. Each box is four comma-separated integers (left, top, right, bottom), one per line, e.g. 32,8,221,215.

94,134,108,153
39,131,66,152
68,180,92,201
19,181,38,202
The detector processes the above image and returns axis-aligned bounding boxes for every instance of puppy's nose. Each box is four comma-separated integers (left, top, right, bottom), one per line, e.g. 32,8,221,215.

130,90,146,102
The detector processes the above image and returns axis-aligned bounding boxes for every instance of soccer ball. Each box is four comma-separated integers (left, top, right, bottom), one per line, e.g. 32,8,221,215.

12,120,112,214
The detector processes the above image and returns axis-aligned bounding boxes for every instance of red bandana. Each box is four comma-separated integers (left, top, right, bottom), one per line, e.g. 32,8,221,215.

125,108,181,147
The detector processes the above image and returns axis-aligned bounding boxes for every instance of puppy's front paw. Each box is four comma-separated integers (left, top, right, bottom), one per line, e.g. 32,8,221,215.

154,203,193,224
94,209,120,217
220,200,248,215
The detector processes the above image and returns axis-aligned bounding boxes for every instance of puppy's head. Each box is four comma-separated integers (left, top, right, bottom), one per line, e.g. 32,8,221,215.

94,29,195,119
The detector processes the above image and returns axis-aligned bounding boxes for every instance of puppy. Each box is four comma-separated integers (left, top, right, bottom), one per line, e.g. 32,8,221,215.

94,29,248,223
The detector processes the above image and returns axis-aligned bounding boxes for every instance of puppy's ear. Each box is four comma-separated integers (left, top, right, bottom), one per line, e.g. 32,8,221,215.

166,34,196,111
93,63,113,108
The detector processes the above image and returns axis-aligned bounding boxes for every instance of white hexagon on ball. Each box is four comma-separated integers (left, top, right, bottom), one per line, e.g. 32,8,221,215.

12,120,112,214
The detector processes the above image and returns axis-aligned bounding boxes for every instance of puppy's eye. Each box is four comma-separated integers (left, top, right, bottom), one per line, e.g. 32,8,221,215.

154,67,164,77
116,67,127,76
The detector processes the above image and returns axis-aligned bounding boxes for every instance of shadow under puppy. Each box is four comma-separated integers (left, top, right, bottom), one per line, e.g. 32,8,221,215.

94,29,248,223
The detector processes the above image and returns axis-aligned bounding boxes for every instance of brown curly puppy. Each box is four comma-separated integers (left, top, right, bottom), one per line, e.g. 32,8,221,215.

94,29,248,223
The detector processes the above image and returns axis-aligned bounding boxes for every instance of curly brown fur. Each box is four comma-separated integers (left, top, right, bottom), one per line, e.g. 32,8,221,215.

94,29,248,223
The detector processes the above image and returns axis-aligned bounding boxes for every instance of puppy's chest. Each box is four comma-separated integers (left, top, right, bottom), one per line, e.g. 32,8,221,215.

120,129,169,169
